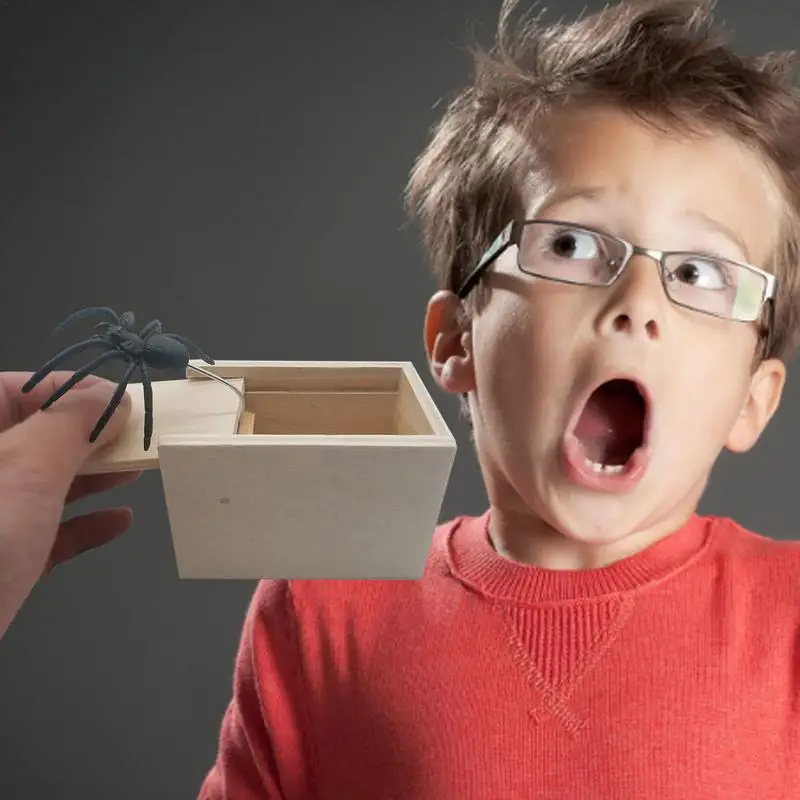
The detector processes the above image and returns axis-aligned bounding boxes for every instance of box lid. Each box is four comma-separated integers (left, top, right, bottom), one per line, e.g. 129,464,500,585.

78,376,245,475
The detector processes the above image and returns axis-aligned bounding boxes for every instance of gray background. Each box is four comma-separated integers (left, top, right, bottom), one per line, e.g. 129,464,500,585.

0,1,797,797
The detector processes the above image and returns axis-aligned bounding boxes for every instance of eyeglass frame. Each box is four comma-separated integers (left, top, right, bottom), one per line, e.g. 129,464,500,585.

455,219,778,337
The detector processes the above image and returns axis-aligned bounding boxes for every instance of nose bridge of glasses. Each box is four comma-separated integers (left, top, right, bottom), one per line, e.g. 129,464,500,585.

610,244,672,305
629,244,667,271
606,243,664,282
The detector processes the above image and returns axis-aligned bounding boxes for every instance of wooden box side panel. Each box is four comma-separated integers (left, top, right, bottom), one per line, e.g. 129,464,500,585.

394,371,434,435
245,390,398,435
158,439,456,579
398,364,453,439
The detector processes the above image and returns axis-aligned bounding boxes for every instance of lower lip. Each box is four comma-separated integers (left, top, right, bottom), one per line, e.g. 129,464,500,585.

561,432,650,493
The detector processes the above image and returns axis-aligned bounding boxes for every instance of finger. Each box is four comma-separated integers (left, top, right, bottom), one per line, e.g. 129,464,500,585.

46,507,133,571
0,377,132,501
0,371,117,430
65,470,143,505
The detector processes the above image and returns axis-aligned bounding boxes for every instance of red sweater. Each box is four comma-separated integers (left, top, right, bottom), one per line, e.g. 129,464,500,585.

198,511,800,799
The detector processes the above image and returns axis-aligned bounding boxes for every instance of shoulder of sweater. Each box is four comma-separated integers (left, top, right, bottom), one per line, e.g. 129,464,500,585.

705,513,800,559
702,513,800,602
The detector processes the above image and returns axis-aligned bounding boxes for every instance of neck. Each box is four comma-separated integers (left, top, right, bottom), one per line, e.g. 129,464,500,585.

487,505,696,570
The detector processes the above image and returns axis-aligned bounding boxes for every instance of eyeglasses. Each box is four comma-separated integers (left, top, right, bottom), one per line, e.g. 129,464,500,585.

456,219,777,324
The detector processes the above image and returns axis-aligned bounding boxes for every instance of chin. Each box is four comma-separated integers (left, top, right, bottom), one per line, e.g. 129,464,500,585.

532,472,703,556
527,486,642,541
547,501,649,546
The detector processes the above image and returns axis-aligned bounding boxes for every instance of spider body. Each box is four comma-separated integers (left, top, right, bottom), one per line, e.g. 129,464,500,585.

23,306,215,450
112,330,190,370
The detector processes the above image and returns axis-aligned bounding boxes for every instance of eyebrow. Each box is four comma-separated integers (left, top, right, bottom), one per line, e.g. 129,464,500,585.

532,186,606,213
533,186,751,261
679,209,750,261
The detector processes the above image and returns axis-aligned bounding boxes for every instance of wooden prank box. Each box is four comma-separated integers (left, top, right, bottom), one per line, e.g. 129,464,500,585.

78,361,457,580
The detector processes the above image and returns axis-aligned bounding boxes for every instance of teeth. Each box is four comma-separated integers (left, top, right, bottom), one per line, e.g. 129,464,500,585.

584,458,625,475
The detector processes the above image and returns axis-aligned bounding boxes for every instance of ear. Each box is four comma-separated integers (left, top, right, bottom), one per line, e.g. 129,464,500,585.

725,357,786,453
423,290,476,395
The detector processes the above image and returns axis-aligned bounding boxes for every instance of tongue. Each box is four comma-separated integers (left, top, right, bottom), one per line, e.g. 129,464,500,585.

574,380,645,466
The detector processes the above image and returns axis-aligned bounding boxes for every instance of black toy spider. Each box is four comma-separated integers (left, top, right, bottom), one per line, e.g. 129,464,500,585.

23,306,221,450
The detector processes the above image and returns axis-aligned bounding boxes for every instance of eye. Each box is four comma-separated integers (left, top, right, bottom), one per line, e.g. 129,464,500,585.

672,257,729,291
549,229,602,260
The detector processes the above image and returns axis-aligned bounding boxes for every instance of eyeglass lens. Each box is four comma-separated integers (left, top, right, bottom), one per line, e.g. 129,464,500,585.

517,222,765,321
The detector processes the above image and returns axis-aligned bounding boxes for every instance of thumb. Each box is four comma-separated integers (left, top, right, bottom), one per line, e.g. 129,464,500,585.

0,379,132,497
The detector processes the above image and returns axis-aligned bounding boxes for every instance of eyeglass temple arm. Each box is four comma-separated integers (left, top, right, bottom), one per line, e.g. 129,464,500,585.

455,222,516,299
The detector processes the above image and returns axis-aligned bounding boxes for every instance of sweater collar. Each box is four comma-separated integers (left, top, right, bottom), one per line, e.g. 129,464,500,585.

445,509,716,604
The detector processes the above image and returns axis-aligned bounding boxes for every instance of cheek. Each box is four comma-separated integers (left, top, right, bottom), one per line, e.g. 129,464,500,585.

665,331,753,450
472,293,575,443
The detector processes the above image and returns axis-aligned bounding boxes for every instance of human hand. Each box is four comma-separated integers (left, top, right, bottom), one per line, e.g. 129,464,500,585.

0,371,141,639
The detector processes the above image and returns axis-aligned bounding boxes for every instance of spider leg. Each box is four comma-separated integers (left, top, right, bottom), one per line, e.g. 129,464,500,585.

22,337,114,393
139,319,162,341
162,333,214,364
40,350,126,409
52,307,120,335
139,360,154,450
88,360,140,444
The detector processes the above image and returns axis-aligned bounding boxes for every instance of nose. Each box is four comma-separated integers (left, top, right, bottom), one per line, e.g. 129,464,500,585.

597,252,665,341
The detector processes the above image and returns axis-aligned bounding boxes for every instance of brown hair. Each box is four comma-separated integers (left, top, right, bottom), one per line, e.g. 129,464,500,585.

406,0,800,363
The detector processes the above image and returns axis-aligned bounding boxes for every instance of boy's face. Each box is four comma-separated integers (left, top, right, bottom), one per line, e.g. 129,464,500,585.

424,106,787,565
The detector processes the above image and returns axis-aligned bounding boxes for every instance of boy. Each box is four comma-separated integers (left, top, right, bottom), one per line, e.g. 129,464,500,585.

200,0,800,796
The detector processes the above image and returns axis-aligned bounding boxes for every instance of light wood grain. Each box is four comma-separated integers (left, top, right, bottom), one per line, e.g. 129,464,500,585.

161,433,456,579
245,390,397,435
186,360,403,392
79,377,245,475
237,410,255,435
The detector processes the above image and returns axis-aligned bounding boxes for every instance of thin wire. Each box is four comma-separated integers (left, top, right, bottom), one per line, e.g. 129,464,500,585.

187,363,245,399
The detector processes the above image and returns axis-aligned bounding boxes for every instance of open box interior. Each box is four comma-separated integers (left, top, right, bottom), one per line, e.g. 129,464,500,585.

234,365,435,437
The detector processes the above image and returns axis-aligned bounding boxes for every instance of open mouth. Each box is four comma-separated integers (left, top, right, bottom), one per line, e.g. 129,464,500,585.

562,377,651,490
575,378,647,471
